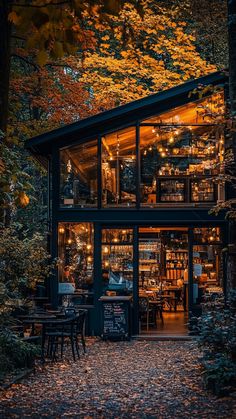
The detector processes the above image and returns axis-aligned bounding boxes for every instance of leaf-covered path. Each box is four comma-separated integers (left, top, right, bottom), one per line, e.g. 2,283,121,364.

0,339,235,418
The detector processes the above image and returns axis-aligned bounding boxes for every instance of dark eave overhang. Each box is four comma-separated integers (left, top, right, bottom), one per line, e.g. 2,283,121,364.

25,71,226,162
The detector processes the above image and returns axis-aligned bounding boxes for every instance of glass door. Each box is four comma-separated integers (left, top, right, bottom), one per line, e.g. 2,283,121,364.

138,227,189,334
101,228,134,297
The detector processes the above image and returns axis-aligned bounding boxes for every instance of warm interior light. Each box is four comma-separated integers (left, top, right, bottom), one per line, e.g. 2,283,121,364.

87,256,92,262
59,226,65,234
104,246,109,254
67,238,72,244
87,244,92,250
105,261,109,268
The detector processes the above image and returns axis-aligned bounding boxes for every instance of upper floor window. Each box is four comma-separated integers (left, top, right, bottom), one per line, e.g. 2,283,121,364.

60,139,98,208
102,127,136,207
58,91,224,209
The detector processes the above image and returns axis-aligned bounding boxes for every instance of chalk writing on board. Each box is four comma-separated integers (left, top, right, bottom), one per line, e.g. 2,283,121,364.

103,302,128,337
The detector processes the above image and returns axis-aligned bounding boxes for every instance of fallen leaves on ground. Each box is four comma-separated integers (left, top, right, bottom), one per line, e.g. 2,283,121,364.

0,339,235,418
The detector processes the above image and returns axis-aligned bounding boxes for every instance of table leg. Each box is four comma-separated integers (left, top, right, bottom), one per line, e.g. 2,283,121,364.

41,324,46,363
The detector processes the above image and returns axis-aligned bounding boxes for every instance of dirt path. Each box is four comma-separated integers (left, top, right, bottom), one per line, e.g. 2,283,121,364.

0,339,235,418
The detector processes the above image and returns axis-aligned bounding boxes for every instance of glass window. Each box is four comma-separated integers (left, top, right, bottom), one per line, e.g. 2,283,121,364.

193,227,221,243
60,140,98,208
58,222,94,305
142,91,224,124
102,128,136,207
140,124,224,206
193,244,223,305
101,228,133,296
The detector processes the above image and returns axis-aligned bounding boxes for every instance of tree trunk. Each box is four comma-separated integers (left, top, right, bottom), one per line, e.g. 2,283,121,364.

0,1,11,133
227,0,236,290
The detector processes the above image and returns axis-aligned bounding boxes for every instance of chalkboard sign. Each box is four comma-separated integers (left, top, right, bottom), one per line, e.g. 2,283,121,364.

99,296,132,340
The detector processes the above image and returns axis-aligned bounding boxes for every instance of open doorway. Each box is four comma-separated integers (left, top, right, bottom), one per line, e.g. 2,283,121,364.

138,227,188,335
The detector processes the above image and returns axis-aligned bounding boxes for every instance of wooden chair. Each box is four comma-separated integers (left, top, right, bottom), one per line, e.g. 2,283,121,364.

139,296,155,331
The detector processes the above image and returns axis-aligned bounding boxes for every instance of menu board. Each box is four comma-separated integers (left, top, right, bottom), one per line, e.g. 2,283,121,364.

101,299,130,339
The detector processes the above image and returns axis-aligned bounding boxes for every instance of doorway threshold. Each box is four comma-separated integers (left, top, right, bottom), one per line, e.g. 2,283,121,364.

132,334,195,341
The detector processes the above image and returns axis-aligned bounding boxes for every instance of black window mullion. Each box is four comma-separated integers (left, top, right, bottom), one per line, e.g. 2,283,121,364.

136,124,140,209
98,135,102,209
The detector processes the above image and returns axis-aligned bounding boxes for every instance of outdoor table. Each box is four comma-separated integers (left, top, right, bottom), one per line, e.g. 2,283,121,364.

22,315,63,363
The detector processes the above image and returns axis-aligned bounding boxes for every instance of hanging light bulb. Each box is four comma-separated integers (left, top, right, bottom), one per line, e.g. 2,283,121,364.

104,246,109,254
87,256,92,263
87,243,92,251
144,150,147,156
168,136,174,144
148,146,152,151
67,238,72,245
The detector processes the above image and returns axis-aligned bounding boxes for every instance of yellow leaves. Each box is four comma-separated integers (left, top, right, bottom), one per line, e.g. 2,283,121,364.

16,191,30,208
36,50,48,66
8,11,20,25
53,42,64,59
101,35,110,41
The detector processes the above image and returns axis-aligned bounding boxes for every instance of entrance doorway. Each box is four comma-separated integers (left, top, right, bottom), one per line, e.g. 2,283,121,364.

138,227,188,335
100,225,224,335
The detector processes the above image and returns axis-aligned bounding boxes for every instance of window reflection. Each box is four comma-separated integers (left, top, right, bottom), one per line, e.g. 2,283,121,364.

102,229,133,296
102,128,136,207
60,140,98,207
193,244,223,305
58,222,94,305
140,124,223,205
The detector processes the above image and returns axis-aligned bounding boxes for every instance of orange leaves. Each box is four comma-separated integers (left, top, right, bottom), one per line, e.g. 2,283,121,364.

8,11,20,25
16,191,30,208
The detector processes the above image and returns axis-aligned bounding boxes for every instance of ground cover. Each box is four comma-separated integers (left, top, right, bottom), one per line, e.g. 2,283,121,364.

0,339,235,418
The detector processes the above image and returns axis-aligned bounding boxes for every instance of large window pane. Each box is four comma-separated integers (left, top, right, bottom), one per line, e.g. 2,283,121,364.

140,124,224,206
142,91,224,124
102,128,136,207
193,244,223,306
58,222,94,305
102,228,133,296
140,91,224,206
60,140,98,207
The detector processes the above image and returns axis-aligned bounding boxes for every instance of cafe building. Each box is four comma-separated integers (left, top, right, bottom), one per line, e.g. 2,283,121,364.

26,71,228,336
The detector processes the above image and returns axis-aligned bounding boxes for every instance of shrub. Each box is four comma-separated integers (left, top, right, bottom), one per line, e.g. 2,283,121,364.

197,291,236,395
0,328,40,381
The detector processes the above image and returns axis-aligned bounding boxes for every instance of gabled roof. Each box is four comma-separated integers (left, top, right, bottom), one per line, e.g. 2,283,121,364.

25,71,226,160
